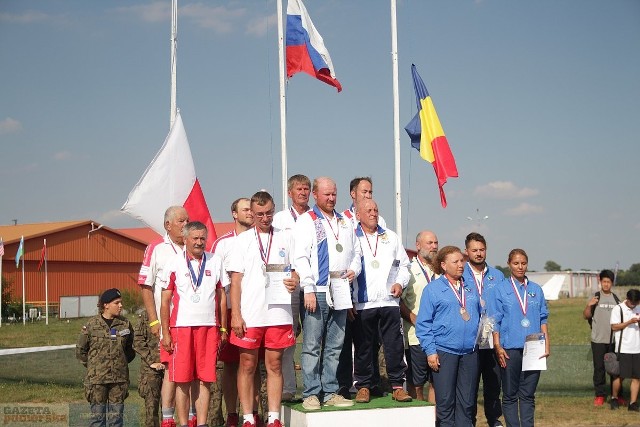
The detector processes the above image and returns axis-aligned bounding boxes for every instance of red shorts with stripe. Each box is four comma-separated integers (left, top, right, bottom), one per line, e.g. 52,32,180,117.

230,324,295,350
168,326,218,383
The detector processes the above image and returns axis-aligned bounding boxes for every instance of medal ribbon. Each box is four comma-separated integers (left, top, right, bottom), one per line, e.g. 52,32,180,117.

468,263,485,296
289,207,299,222
510,277,528,316
359,224,379,258
417,258,432,283
255,227,273,265
324,212,340,244
186,253,206,293
446,277,466,310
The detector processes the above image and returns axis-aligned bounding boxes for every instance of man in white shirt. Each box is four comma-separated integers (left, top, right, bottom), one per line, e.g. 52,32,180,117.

400,230,439,403
137,206,189,427
351,199,412,404
610,289,640,411
228,191,299,427
293,177,362,410
160,221,226,427
272,174,311,402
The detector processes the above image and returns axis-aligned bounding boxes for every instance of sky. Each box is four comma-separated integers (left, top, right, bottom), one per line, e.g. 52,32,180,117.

1,0,639,272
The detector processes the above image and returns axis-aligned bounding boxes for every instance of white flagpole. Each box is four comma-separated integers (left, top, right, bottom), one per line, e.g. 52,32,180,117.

277,0,288,210
390,0,402,241
44,239,48,325
170,0,178,128
0,237,3,328
21,236,25,326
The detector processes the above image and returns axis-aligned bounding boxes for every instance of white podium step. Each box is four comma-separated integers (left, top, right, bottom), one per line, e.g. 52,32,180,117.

281,397,435,427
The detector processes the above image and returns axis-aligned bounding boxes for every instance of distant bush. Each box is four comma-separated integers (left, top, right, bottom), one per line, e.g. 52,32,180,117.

120,288,143,314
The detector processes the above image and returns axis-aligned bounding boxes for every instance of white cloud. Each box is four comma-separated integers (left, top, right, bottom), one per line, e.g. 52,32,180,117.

474,181,539,199
505,202,544,216
0,10,50,24
0,117,22,135
53,151,72,161
115,2,169,23
246,13,277,37
181,3,247,33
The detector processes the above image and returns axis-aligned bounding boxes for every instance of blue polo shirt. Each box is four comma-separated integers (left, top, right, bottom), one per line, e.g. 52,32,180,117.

416,275,482,356
487,277,548,350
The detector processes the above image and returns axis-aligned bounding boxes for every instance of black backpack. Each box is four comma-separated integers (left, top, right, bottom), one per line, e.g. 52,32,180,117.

588,291,621,328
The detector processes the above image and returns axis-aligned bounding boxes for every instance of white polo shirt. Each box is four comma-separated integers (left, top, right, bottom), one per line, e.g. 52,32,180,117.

161,251,223,327
210,230,238,306
227,227,294,327
272,206,311,231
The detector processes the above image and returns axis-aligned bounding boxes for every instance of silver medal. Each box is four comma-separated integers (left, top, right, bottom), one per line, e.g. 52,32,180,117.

191,294,200,303
521,318,530,327
371,260,380,269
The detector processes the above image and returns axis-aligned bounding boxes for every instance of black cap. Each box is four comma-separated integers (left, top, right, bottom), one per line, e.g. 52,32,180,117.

100,288,121,305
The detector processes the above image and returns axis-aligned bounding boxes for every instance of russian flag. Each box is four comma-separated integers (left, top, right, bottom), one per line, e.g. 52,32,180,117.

405,64,458,208
286,0,342,92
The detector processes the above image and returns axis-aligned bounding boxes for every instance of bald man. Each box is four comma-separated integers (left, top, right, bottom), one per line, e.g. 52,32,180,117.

293,177,362,410
400,230,439,403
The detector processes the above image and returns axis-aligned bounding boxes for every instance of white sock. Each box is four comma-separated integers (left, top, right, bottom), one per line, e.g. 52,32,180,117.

268,412,280,424
162,408,175,419
243,414,256,425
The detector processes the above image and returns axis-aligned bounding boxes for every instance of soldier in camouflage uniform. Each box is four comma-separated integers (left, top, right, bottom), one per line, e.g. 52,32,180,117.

76,288,136,427
134,310,165,427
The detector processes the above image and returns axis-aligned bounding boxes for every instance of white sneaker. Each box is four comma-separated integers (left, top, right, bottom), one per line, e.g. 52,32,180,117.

302,395,321,410
324,393,354,407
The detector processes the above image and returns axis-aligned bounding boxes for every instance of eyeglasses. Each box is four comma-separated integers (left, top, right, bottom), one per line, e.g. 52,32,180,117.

254,211,274,219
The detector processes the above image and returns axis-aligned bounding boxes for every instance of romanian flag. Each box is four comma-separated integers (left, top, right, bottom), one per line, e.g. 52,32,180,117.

405,64,458,207
286,0,342,92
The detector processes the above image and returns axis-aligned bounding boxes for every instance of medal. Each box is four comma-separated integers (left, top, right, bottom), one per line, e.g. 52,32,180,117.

279,249,286,258
186,251,207,303
371,260,380,269
510,278,529,328
461,308,471,321
469,263,486,297
360,224,380,270
325,213,343,253
446,278,467,321
335,243,344,252
255,227,273,272
480,298,486,308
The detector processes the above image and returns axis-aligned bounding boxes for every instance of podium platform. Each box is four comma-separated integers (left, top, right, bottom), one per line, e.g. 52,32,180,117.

281,396,435,427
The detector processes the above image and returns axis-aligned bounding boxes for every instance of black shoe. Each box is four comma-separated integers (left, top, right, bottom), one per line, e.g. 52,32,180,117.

611,398,620,410
629,402,639,412
369,385,384,397
337,386,351,400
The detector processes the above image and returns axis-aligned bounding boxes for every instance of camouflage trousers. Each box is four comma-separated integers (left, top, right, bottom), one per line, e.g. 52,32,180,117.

84,383,128,427
138,366,164,427
208,361,268,426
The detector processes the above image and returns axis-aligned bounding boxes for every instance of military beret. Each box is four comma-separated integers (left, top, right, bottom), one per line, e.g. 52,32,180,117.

100,288,122,305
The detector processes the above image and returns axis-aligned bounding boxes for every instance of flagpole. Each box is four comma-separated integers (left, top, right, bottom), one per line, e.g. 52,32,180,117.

390,0,402,241
0,238,3,329
21,236,25,326
44,239,48,325
277,0,288,210
170,0,178,128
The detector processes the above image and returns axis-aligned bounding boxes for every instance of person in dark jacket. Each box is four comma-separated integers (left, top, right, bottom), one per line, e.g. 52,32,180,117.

76,288,136,427
134,310,165,427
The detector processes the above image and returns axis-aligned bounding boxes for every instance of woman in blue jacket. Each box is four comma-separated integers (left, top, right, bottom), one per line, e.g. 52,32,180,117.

489,248,549,427
416,246,482,426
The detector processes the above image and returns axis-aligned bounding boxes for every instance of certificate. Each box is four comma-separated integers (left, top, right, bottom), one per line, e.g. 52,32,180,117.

522,333,547,371
265,264,292,305
328,271,353,310
385,259,401,297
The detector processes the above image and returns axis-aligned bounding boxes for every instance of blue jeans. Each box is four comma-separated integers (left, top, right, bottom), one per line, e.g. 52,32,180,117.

301,292,347,401
501,349,540,427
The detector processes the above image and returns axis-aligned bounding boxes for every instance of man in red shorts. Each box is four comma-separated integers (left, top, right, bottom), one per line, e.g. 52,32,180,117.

160,221,227,427
229,191,299,427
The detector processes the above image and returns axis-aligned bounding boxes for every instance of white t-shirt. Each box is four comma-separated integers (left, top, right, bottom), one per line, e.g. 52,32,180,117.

137,235,182,331
227,227,294,327
161,251,223,327
611,301,640,354
272,206,310,231
210,230,237,307
342,206,388,230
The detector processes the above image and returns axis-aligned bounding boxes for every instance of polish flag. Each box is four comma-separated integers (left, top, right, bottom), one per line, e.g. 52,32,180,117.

121,111,217,248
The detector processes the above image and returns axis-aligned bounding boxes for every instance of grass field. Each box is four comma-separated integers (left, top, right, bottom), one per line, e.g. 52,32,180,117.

1,298,639,426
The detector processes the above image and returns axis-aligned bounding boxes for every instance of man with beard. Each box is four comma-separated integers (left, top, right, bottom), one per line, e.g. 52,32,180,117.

462,232,505,427
400,230,439,402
